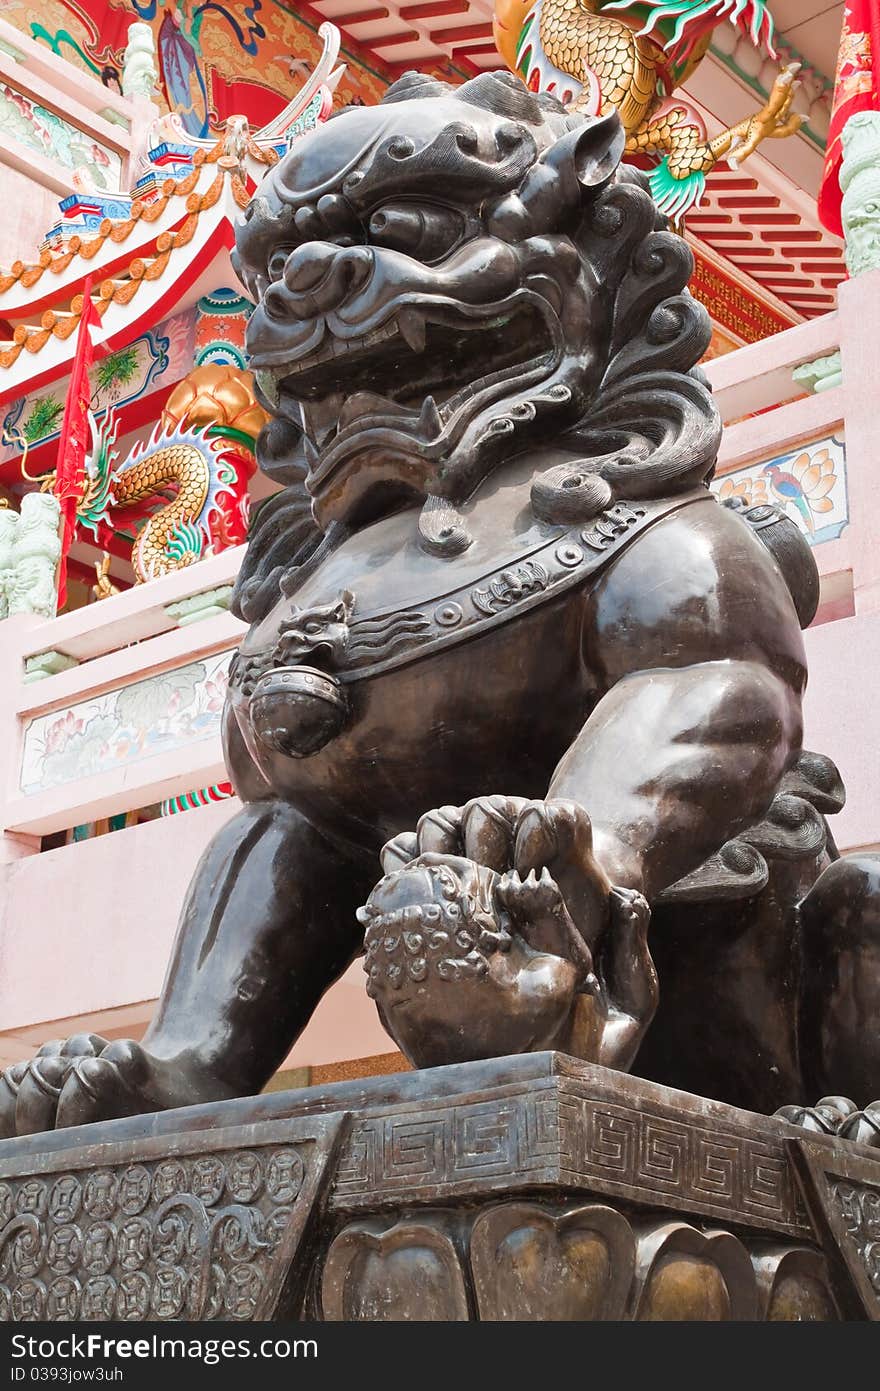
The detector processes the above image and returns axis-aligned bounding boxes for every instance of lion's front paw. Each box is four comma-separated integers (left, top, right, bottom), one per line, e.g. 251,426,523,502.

382,795,610,933
364,795,658,1072
0,1037,185,1137
359,795,621,1068
380,793,611,966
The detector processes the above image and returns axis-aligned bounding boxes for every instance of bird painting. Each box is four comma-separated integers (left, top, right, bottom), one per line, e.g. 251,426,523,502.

763,448,838,535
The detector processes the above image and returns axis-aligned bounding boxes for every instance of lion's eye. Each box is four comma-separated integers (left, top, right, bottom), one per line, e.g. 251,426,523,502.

367,202,465,262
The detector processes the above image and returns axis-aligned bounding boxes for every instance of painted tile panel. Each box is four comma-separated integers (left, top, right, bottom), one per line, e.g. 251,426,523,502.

0,77,121,186
710,434,848,547
20,648,232,795
0,310,195,462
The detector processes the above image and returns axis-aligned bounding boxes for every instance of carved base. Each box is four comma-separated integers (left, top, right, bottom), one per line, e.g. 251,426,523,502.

0,1054,876,1321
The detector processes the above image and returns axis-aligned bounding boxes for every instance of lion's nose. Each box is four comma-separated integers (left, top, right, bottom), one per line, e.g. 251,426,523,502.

262,241,374,320
282,241,339,291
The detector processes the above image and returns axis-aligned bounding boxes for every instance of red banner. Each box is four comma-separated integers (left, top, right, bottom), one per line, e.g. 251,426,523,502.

818,0,880,239
54,279,99,609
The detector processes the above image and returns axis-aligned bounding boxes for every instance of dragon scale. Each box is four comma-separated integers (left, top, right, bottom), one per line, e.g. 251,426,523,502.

534,0,664,128
501,0,801,216
112,441,212,579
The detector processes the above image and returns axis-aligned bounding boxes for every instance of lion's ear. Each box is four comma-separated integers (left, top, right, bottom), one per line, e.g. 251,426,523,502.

503,111,625,237
539,111,625,194
569,110,626,190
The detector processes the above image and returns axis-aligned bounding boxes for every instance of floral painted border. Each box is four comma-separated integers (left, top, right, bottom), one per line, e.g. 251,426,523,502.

711,435,848,548
20,649,232,795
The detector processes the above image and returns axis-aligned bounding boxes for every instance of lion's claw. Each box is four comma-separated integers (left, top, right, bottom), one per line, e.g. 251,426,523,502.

377,796,614,977
497,865,567,920
0,1035,197,1137
775,1096,880,1149
609,884,651,929
0,1034,112,1137
13,1059,65,1137
53,1054,141,1130
384,797,607,935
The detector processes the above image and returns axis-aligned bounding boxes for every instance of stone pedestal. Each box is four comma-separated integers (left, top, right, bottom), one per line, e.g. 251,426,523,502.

0,1054,876,1321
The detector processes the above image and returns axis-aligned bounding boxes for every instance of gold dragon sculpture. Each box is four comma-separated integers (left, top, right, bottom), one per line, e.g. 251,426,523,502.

27,363,267,584
493,0,804,216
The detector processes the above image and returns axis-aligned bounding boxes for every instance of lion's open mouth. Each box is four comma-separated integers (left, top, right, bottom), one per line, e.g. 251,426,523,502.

252,296,559,493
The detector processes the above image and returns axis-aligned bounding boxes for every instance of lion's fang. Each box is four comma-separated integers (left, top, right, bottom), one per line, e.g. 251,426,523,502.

399,309,426,354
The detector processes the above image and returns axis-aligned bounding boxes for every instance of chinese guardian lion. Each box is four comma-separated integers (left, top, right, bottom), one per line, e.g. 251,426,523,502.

4,71,879,1141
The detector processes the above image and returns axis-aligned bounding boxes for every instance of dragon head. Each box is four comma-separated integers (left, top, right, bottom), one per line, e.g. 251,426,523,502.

236,71,629,529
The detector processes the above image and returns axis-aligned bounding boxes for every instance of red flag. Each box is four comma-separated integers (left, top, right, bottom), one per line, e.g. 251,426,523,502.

54,278,99,609
818,0,880,239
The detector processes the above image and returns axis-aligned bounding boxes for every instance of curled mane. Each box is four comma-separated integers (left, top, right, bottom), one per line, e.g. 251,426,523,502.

532,166,718,523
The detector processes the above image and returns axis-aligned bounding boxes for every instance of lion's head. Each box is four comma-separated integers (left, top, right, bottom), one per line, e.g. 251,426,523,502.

233,70,720,620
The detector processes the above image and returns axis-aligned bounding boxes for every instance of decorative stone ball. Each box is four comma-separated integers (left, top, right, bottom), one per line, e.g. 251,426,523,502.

358,853,582,1068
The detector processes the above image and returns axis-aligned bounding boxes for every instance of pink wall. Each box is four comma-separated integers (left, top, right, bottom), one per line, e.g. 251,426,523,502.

0,800,237,1031
0,797,393,1066
803,614,880,853
0,165,59,265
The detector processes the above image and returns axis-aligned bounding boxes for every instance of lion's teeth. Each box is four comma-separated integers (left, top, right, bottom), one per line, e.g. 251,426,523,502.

264,316,405,387
399,309,426,354
419,395,442,439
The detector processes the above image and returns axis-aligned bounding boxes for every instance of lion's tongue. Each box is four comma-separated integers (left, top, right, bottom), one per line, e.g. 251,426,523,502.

336,391,419,432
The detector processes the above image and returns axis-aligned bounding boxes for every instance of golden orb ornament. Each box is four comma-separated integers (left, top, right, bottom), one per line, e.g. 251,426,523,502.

161,363,269,446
